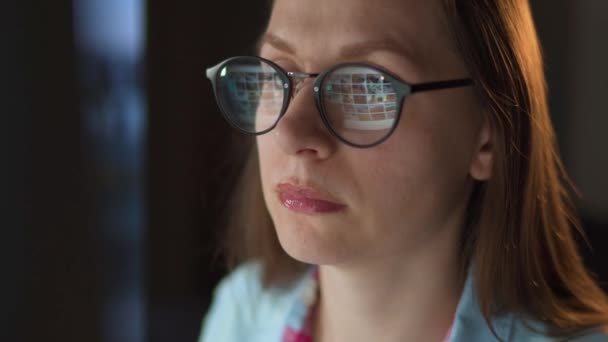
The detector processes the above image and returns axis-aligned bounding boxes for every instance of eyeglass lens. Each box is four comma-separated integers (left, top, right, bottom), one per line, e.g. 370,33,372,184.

322,65,398,146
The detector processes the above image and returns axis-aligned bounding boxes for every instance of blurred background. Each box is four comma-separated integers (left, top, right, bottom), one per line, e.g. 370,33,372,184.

1,0,606,341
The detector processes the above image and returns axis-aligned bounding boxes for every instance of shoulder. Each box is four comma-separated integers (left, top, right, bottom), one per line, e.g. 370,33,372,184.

566,327,608,341
198,261,308,342
510,319,608,342
451,268,608,342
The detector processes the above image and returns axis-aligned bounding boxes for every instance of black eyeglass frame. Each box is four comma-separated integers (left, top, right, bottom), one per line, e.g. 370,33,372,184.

206,55,473,148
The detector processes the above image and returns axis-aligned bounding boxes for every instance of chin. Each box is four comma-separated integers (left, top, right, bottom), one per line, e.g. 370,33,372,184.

272,215,348,266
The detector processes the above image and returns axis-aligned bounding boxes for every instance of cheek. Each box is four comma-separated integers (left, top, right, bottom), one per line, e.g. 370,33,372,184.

356,149,428,212
352,94,480,220
256,136,277,190
402,90,481,175
256,134,294,214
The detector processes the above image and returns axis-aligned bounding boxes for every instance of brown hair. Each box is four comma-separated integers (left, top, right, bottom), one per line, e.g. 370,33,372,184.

217,0,608,338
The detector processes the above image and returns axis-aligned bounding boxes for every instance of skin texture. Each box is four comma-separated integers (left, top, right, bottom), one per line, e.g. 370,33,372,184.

256,0,493,340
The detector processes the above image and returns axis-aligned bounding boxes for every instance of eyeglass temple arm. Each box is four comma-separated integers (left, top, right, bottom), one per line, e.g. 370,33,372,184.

410,78,473,94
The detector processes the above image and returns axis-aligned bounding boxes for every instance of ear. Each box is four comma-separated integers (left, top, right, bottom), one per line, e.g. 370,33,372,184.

469,115,493,181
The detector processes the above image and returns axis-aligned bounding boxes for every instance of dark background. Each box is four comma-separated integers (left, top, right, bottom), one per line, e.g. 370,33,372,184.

2,1,606,341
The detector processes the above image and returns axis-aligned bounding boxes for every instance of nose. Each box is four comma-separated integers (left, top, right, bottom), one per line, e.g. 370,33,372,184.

271,79,337,159
290,75,308,99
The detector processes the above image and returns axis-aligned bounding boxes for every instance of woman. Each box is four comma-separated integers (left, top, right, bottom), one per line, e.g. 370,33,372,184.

201,0,608,340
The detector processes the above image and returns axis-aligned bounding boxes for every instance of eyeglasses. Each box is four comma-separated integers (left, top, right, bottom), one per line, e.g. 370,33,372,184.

206,56,473,148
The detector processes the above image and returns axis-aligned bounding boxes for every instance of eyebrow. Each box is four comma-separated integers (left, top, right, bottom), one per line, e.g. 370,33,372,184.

256,32,420,64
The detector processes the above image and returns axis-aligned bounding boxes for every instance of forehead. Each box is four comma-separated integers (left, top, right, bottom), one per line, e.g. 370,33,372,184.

269,0,431,29
265,0,452,69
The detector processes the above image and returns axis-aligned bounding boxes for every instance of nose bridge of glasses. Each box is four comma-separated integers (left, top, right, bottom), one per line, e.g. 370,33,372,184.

287,71,318,98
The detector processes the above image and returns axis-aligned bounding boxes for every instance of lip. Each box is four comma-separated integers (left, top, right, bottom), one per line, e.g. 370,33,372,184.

277,182,346,214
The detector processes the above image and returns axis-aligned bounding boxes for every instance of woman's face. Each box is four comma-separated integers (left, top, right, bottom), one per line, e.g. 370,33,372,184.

257,0,491,266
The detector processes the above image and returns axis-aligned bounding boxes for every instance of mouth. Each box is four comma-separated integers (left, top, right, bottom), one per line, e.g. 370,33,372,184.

276,182,347,215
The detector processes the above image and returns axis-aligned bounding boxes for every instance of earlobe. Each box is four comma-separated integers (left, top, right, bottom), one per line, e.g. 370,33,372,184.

469,115,493,181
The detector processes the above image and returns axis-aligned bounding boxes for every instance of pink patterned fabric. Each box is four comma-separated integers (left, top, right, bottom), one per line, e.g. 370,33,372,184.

281,269,319,342
444,325,453,341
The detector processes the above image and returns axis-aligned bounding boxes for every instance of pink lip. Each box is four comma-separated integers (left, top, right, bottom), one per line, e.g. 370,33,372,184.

277,183,346,214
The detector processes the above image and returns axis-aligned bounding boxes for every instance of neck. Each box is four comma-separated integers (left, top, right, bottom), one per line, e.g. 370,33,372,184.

313,223,465,342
